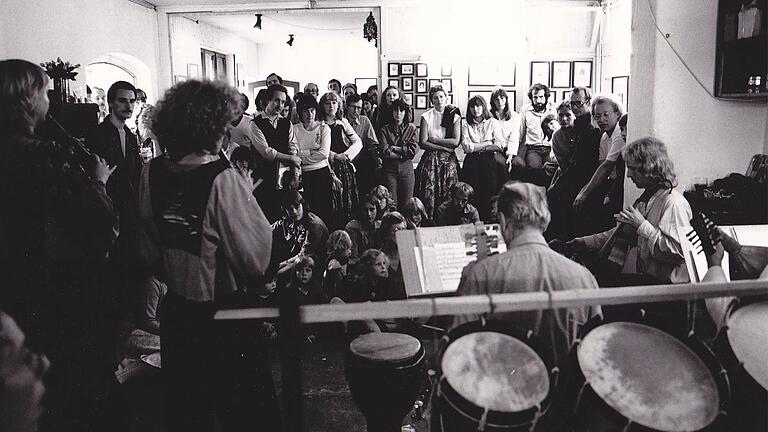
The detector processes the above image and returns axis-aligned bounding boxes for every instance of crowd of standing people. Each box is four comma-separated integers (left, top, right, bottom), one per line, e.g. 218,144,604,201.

1,59,709,432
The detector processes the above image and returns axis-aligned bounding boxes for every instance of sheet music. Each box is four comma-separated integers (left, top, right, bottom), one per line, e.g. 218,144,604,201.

409,224,506,295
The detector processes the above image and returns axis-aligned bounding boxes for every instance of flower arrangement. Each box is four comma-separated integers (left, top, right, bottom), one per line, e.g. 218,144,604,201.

40,57,81,80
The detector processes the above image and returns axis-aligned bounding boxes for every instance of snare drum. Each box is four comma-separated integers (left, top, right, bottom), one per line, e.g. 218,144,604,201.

570,320,728,432
345,332,426,432
719,301,767,432
433,320,555,432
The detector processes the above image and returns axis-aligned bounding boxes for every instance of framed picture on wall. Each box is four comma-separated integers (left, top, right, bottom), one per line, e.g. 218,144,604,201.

416,95,428,109
551,61,571,88
441,64,452,77
530,61,550,87
441,79,453,93
429,79,441,89
468,63,516,86
550,91,559,104
402,77,413,91
416,79,428,93
388,63,400,77
611,76,629,109
400,63,415,75
388,79,399,88
573,61,593,87
355,78,378,93
506,90,517,111
416,63,428,77
468,90,493,107
402,93,413,105
561,90,571,102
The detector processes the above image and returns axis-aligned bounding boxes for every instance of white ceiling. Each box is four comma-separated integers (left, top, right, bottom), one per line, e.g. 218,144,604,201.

189,8,371,44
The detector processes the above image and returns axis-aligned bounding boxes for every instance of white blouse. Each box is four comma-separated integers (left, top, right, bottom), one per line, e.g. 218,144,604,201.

293,121,331,172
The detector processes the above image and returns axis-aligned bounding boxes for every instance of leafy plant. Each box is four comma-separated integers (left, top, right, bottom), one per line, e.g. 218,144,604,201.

40,57,81,80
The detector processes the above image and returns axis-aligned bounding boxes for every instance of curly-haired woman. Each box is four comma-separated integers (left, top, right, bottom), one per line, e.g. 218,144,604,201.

140,79,279,431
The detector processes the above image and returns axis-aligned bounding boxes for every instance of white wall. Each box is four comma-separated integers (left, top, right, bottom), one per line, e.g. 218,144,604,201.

628,0,768,202
1,0,160,100
168,15,260,92
253,32,378,91
600,0,632,95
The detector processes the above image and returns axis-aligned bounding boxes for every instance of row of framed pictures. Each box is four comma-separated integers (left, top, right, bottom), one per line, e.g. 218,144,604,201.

530,60,593,88
388,62,453,78
387,77,453,93
398,93,453,109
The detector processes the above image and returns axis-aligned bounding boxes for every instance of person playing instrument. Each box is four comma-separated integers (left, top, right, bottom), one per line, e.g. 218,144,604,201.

1,59,119,432
567,136,691,286
452,181,599,366
139,79,279,431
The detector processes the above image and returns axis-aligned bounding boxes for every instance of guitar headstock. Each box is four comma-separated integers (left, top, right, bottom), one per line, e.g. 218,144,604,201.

687,211,722,256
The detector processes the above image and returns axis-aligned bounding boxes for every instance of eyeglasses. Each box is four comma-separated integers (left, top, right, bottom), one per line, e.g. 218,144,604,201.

570,99,589,107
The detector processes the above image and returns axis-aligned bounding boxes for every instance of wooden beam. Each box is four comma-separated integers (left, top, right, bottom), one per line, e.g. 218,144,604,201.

214,279,768,322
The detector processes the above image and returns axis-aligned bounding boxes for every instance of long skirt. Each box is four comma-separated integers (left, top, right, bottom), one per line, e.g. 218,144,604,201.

414,150,460,220
331,159,359,229
460,151,508,222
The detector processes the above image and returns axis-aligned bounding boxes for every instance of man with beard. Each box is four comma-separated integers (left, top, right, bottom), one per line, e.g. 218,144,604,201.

517,83,555,170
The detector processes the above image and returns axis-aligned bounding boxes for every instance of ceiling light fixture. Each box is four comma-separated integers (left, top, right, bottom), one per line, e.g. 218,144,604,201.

363,12,377,47
287,34,295,46
253,13,262,29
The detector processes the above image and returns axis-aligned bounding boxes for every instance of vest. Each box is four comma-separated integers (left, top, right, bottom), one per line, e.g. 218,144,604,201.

253,115,291,155
149,157,229,256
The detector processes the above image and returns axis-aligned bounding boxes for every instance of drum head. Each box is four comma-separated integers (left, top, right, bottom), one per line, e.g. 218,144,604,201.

727,302,768,390
349,333,421,363
141,352,161,369
578,322,719,431
441,331,549,412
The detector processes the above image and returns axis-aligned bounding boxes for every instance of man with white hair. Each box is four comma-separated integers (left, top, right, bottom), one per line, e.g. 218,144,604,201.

452,181,599,366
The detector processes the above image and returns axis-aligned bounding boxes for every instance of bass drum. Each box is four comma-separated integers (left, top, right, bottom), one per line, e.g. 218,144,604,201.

718,301,767,432
568,318,729,432
432,320,556,432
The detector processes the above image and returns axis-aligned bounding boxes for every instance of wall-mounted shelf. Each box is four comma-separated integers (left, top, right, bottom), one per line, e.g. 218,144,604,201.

715,0,768,99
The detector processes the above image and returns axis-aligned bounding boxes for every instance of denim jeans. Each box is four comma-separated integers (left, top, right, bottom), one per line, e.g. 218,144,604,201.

382,159,415,210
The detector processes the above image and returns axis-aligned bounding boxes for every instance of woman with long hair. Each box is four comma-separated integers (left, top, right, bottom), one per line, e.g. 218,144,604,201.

460,95,506,221
377,99,418,209
318,91,363,228
376,85,401,131
293,93,333,227
1,59,118,432
414,84,461,219
490,87,522,171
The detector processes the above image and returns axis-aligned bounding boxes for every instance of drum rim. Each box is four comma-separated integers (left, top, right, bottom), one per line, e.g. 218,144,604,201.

347,332,425,367
572,317,730,432
725,302,768,391
435,319,555,425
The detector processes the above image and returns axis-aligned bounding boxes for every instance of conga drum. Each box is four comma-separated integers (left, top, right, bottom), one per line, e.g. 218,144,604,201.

570,319,729,432
345,332,426,432
718,301,767,432
433,320,555,432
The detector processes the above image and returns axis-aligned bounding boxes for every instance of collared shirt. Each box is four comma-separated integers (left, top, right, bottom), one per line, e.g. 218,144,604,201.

346,114,379,149
519,103,555,148
247,112,298,161
498,113,521,158
461,117,504,154
453,230,599,365
599,125,625,162
581,188,692,283
377,122,418,161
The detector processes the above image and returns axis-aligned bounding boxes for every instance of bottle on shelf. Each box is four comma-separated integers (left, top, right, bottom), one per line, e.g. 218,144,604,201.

755,75,763,93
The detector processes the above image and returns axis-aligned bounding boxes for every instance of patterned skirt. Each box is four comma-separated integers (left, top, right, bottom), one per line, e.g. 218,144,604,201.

331,159,359,227
414,150,460,219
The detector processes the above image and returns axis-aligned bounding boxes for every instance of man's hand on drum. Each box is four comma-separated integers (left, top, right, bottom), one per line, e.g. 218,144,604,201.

615,206,646,230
